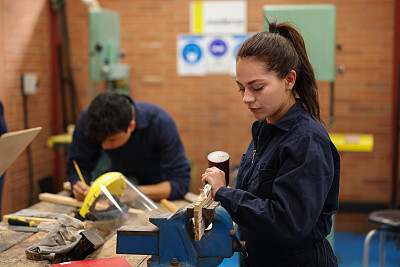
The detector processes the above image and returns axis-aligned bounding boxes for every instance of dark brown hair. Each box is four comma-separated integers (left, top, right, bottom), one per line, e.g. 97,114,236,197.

86,91,134,143
236,18,321,122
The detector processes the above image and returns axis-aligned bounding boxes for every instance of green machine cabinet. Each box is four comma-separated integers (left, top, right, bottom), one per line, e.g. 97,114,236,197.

89,9,129,92
263,5,336,82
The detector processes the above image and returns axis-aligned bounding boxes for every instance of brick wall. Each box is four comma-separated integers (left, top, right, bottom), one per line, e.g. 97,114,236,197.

0,0,55,215
0,0,397,233
68,0,395,199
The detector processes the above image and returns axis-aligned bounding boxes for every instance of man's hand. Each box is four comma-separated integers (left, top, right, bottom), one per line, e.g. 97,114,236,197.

201,167,226,198
72,181,90,201
137,181,171,200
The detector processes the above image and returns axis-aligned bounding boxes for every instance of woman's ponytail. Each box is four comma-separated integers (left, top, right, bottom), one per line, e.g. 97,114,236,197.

237,18,321,122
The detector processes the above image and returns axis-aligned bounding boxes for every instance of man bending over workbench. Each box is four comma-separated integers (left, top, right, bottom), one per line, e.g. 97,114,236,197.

66,90,191,201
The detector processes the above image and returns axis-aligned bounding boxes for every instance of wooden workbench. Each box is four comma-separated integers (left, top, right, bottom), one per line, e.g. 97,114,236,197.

0,193,189,266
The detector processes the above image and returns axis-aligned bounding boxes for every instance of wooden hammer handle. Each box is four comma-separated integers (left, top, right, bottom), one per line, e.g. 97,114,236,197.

160,199,178,212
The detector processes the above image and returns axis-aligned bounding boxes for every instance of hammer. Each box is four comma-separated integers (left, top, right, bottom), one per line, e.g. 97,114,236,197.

207,151,230,186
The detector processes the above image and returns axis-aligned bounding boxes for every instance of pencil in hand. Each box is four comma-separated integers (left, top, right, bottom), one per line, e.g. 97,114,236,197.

73,159,87,186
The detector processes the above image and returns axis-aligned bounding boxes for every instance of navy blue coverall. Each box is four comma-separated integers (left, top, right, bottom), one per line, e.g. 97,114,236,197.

215,101,340,266
0,101,7,215
67,100,191,200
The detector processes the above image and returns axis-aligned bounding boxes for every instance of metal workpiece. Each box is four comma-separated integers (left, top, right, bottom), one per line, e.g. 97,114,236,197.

116,202,245,267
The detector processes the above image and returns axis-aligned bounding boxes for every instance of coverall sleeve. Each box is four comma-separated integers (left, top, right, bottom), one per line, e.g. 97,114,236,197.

215,135,336,244
151,114,191,200
0,102,7,135
66,110,102,186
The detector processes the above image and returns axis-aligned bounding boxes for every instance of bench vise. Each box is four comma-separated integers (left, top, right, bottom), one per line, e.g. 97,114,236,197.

116,201,246,267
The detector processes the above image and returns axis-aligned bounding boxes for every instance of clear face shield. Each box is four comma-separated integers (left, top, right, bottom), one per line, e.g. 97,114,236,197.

78,172,159,223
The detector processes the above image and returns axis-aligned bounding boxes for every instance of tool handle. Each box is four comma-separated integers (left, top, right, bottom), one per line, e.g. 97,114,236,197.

207,151,230,186
8,217,37,227
160,199,178,212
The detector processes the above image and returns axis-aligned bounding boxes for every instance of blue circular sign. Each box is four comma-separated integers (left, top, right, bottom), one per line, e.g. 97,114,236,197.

182,43,202,64
209,39,227,57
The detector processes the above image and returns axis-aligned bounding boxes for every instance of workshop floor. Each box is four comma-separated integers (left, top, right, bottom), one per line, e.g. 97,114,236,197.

218,231,399,267
335,231,399,267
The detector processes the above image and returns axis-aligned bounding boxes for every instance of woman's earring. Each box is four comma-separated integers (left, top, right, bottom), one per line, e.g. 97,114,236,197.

286,87,291,91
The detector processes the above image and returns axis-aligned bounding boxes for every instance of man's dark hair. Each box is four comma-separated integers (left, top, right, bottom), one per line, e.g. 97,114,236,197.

86,91,134,143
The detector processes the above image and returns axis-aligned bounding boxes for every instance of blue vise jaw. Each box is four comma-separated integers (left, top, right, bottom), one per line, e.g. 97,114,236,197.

116,201,246,267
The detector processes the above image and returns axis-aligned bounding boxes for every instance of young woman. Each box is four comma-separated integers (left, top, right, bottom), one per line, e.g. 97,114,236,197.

201,19,340,266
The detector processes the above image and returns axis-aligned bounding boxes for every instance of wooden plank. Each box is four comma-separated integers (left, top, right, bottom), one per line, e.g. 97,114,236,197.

39,192,82,207
0,223,33,253
194,188,212,241
21,198,76,215
0,230,48,266
0,127,41,176
38,193,144,215
39,192,100,209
